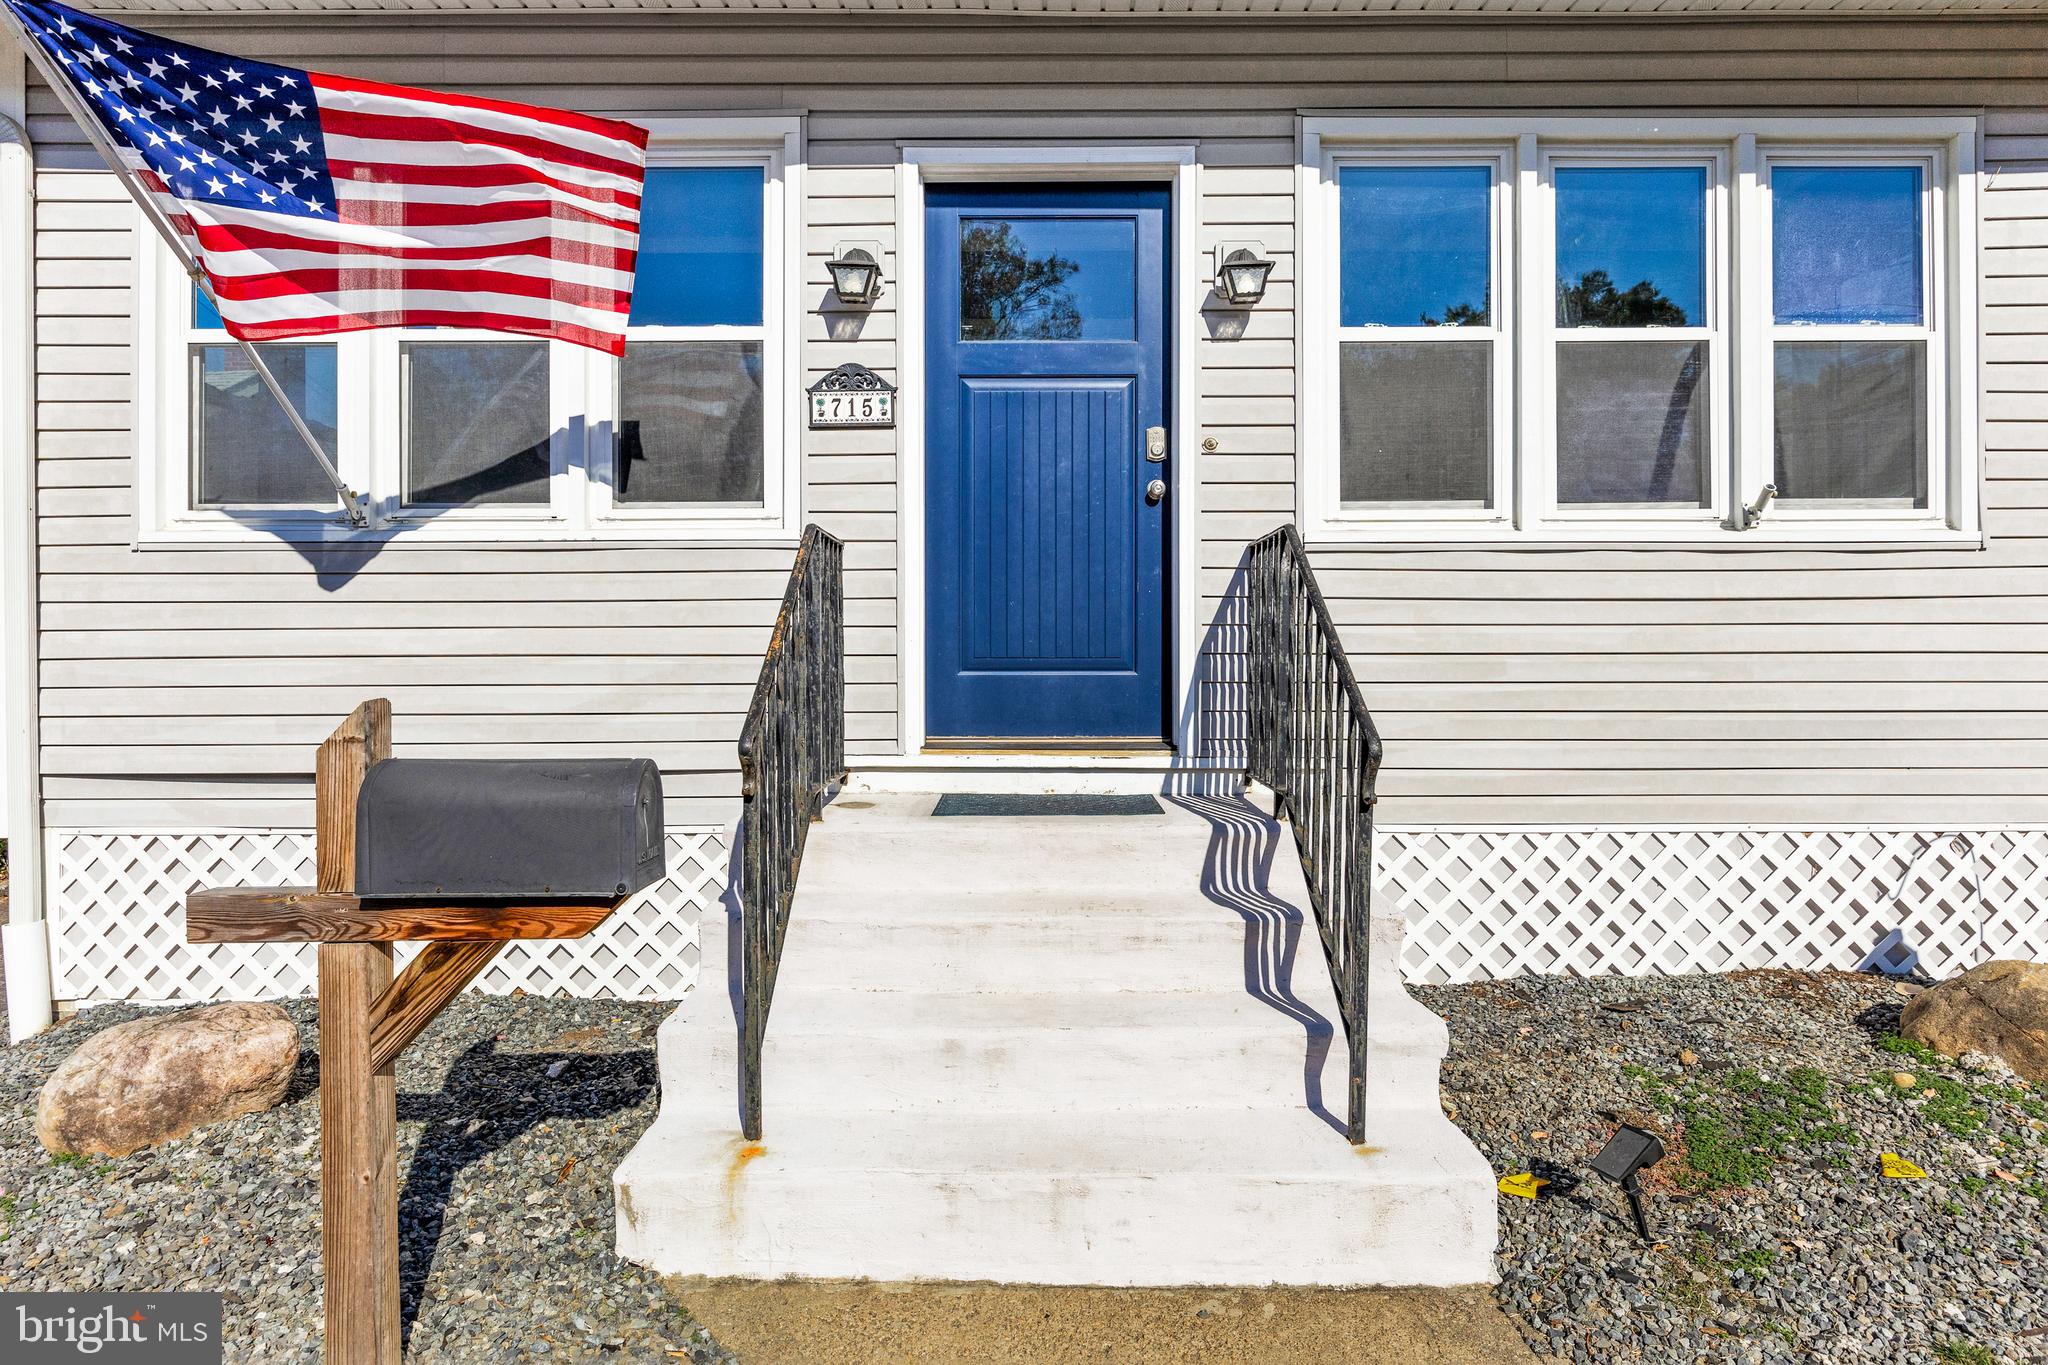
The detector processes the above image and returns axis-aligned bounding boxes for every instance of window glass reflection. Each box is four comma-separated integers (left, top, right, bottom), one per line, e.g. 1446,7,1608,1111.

1772,165,1923,325
1555,166,1707,327
1339,165,1492,327
960,217,1136,340
631,166,766,329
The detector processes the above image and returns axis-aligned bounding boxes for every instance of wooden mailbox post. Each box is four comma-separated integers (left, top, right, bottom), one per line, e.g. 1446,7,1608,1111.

185,701,630,1365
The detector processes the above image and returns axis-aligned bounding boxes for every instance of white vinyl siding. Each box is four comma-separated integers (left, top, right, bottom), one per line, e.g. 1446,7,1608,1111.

22,14,2048,833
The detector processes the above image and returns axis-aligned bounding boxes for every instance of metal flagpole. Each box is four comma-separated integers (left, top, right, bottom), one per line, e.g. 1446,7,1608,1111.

1,5,369,525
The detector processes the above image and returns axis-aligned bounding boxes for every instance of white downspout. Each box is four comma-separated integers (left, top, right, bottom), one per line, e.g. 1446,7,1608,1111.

1,44,51,1044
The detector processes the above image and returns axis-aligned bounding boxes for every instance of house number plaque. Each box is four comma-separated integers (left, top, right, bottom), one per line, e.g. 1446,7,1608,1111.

808,362,896,429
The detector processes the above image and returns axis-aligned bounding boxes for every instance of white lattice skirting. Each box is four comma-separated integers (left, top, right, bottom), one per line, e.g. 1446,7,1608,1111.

46,829,728,1005
41,825,2048,1005
1387,827,2048,984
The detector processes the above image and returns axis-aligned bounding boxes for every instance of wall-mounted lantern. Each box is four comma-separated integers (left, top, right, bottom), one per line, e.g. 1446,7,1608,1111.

828,242,884,306
1215,242,1275,306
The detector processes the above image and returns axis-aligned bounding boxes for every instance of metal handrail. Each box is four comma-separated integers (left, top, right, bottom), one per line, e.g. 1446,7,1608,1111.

1242,524,1383,1145
737,524,846,1140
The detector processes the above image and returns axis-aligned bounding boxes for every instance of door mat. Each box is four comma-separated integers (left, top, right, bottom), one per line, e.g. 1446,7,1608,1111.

930,794,1164,818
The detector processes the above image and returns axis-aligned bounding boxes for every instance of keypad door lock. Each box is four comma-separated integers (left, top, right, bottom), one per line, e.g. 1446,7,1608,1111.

1145,478,1167,504
1144,426,1167,463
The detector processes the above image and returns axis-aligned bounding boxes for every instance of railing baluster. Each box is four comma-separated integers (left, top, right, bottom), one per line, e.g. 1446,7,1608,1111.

737,525,847,1141
1240,525,1382,1145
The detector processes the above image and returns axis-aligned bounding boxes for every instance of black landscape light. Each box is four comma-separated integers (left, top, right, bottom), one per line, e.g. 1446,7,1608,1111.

1589,1124,1665,1243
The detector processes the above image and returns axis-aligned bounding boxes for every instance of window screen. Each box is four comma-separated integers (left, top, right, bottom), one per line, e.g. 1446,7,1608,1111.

402,342,551,506
1339,342,1491,506
190,343,339,507
1773,341,1927,507
1555,341,1709,507
618,341,766,504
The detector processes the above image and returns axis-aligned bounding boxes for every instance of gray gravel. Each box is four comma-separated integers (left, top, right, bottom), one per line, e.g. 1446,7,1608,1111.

0,994,737,1363
6,972,2043,1364
1417,969,2048,1365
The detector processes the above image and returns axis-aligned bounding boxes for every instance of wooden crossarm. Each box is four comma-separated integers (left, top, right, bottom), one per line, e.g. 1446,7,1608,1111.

366,943,505,1072
186,887,625,944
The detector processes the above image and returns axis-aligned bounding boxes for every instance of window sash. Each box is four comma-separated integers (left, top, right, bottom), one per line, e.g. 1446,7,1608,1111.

1535,148,1730,526
1321,147,1514,526
1755,149,1947,526
585,138,790,528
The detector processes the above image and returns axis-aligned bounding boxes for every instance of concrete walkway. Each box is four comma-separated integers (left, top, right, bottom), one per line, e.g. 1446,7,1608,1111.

670,1278,1536,1364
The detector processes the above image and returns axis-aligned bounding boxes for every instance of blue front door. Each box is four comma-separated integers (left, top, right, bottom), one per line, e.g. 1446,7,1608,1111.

925,184,1171,742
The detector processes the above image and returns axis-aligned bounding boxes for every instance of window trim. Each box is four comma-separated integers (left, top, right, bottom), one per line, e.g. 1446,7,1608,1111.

135,114,805,545
1298,115,1982,548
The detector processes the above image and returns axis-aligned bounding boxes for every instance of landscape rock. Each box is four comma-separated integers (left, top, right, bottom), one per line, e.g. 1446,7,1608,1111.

1901,958,2048,1083
35,1002,299,1157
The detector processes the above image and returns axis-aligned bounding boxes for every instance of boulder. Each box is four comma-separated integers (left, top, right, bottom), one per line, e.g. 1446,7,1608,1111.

1900,959,2048,1085
36,1002,300,1157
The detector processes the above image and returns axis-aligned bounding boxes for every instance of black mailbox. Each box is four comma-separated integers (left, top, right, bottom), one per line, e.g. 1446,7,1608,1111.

354,758,665,901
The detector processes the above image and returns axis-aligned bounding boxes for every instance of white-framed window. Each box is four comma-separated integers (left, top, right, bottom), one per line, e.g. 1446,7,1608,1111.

136,115,803,543
1299,116,1980,546
1328,147,1513,528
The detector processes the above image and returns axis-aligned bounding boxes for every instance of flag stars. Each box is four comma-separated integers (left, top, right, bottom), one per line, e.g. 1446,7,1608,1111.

232,94,252,111
290,135,311,153
204,177,226,196
283,99,305,117
222,66,243,83
144,58,166,78
255,82,276,98
261,114,282,133
174,83,198,103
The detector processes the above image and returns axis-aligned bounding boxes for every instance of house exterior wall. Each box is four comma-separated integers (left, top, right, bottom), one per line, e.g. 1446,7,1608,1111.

18,13,2048,1000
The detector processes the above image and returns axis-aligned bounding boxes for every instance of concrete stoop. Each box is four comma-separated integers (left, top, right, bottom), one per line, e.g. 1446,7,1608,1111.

613,791,1497,1288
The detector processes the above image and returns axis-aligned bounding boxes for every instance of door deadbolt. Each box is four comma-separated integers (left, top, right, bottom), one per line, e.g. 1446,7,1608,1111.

1144,426,1167,463
1145,478,1166,504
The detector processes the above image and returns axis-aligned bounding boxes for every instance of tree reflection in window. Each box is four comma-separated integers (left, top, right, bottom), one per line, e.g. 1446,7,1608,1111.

1557,268,1688,328
1420,286,1491,328
960,221,1084,340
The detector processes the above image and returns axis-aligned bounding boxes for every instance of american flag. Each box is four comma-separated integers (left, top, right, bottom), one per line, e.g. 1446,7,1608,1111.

5,0,648,355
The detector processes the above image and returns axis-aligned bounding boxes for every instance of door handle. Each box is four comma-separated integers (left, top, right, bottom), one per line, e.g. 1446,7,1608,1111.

1145,478,1166,504
1144,426,1167,463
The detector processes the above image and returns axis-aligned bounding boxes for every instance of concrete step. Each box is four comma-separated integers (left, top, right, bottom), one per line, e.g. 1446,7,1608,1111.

613,1103,1494,1287
615,788,1497,1288
671,987,1351,1114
